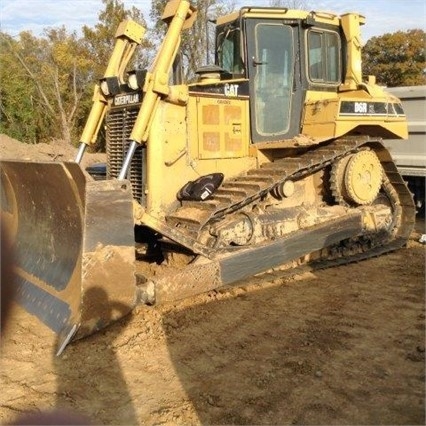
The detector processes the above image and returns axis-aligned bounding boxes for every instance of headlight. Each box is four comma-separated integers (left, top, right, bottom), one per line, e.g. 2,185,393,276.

99,77,120,96
127,69,147,90
128,73,139,90
100,80,110,96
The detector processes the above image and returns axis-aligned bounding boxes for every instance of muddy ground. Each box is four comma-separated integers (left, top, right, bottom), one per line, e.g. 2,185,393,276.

0,136,425,425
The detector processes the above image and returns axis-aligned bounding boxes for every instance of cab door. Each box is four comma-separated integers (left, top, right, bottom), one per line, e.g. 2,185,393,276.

245,20,303,142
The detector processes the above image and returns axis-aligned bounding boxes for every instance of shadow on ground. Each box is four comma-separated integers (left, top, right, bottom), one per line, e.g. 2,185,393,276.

159,250,425,425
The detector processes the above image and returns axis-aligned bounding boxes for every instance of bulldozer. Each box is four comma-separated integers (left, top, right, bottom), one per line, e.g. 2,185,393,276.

1,0,415,354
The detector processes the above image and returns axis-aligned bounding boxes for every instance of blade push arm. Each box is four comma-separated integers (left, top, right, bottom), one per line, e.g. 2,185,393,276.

76,20,146,163
118,0,197,180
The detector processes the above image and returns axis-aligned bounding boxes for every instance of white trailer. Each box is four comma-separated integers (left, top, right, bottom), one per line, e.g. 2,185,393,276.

385,85,426,214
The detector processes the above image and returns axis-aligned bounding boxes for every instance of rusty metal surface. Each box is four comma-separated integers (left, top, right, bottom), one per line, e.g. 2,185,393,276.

0,160,136,348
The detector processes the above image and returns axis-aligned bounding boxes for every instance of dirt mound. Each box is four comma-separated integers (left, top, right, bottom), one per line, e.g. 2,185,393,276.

0,134,106,169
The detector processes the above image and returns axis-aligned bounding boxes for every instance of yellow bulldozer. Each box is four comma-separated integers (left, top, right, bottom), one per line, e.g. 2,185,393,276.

1,0,415,354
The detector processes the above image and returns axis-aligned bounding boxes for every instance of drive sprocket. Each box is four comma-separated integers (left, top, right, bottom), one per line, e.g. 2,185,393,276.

331,149,383,206
345,150,383,205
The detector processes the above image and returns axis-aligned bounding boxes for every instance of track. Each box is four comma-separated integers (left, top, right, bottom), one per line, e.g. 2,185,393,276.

161,137,415,263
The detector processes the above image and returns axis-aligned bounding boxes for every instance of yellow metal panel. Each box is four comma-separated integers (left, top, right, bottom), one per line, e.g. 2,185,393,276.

145,99,255,216
202,105,220,125
203,132,221,152
302,90,408,140
115,20,146,43
225,133,243,152
197,97,248,159
224,105,241,124
217,8,342,26
162,0,197,30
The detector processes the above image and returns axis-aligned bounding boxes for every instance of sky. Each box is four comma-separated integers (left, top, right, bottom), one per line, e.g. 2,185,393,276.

1,0,425,41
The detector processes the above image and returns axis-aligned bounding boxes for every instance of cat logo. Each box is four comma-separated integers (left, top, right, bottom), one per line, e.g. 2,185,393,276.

224,83,239,97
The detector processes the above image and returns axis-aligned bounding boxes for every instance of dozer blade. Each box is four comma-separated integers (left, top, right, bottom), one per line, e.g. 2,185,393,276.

1,160,136,353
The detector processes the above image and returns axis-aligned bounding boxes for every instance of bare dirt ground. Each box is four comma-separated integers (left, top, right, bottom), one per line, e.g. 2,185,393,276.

1,135,425,425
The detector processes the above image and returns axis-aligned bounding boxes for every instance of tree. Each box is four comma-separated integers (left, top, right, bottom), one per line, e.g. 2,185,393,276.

82,0,153,78
150,0,236,80
362,29,426,87
0,33,43,143
0,28,92,145
0,0,151,146
268,0,309,8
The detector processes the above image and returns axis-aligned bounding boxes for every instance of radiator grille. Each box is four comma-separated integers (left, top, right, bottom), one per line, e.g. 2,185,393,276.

106,106,145,204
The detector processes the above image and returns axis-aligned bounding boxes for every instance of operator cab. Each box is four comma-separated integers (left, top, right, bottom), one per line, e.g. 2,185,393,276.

214,8,344,142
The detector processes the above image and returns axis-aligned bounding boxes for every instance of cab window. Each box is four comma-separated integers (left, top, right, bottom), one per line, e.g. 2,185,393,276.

308,30,340,83
217,27,244,75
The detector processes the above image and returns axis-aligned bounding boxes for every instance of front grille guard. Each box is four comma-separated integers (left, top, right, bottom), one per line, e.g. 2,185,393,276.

106,106,146,205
